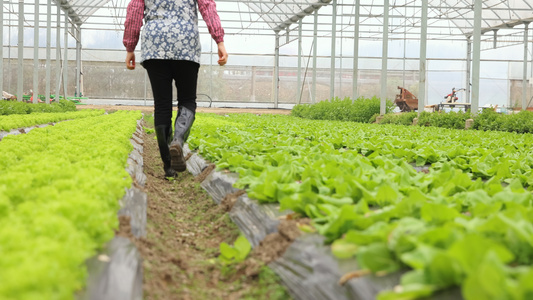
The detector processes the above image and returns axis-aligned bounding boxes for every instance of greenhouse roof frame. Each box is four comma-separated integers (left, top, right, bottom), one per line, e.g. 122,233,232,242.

53,0,112,25
13,1,532,44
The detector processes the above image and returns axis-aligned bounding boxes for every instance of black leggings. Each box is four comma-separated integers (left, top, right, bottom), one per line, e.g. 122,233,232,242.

143,59,200,127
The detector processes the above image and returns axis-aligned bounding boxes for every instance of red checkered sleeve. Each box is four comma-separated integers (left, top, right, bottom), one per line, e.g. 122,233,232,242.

123,0,144,52
197,0,225,44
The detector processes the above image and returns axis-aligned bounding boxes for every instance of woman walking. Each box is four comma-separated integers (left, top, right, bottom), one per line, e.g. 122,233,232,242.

123,0,227,177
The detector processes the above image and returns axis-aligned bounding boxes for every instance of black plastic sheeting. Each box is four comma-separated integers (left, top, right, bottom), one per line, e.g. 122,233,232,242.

229,195,280,247
80,120,146,300
81,237,143,300
188,146,463,300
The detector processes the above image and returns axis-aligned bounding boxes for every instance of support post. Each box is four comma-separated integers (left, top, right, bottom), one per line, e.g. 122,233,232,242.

471,0,482,115
56,2,61,101
251,66,256,101
352,0,360,102
523,22,529,110
17,0,24,101
144,70,147,106
46,0,52,104
0,2,3,97
273,31,280,108
33,0,40,104
418,0,428,113
380,0,390,115
312,10,318,103
76,25,82,97
330,0,337,100
466,36,472,103
297,19,303,103
63,14,68,98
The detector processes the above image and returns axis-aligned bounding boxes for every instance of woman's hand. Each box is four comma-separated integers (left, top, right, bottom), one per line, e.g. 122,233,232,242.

126,52,136,70
217,42,228,66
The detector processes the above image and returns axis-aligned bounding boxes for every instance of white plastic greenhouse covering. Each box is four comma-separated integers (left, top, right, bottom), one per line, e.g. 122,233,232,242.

1,0,532,111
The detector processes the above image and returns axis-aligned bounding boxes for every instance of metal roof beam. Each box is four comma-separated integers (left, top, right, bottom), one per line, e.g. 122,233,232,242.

273,0,332,32
479,17,533,34
53,0,82,25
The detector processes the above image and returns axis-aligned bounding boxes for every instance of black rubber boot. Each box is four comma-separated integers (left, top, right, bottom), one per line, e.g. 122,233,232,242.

155,124,176,178
170,106,195,172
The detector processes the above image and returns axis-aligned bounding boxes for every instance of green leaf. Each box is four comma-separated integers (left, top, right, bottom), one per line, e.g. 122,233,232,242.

376,284,437,300
375,184,400,206
448,234,514,275
331,239,359,259
219,236,251,264
462,251,511,300
400,245,440,270
219,242,238,261
425,252,464,287
357,243,400,273
234,235,252,261
420,203,461,225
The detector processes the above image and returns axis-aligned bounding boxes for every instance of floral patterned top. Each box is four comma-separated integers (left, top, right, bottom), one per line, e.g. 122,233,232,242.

123,0,224,64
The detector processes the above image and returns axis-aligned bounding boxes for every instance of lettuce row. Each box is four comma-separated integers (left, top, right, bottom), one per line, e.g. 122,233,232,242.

0,109,106,132
188,113,533,300
0,110,142,299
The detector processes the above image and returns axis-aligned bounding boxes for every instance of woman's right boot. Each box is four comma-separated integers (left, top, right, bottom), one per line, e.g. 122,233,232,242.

155,124,176,178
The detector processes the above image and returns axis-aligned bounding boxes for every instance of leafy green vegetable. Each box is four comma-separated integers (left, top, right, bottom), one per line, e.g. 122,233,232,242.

219,235,252,264
0,110,142,299
185,113,533,299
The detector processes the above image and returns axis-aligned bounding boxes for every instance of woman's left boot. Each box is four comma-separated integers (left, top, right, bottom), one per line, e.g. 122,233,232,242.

155,124,177,178
170,106,195,172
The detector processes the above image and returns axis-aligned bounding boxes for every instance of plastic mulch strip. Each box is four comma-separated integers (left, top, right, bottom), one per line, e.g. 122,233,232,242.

0,123,54,141
81,120,146,300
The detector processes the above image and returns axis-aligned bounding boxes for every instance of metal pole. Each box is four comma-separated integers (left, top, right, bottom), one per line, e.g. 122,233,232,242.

0,1,3,97
380,0,390,115
523,23,529,110
56,2,61,101
8,12,11,94
63,14,68,98
418,0,428,113
330,0,337,100
352,0,360,102
251,66,256,101
17,0,23,101
144,70,147,106
33,0,39,104
312,10,318,104
273,31,280,108
76,25,81,97
339,8,343,96
297,19,303,103
466,37,472,103
402,5,406,88
471,0,482,115
209,39,213,101
45,0,52,104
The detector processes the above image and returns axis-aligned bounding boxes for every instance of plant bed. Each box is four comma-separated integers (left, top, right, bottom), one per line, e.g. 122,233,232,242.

184,112,533,300
0,110,106,133
0,111,142,299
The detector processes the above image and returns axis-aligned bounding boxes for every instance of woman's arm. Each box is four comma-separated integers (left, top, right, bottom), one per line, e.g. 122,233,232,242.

197,0,225,44
123,0,144,69
197,0,227,65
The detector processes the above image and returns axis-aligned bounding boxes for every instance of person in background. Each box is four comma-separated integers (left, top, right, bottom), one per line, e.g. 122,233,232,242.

123,0,228,178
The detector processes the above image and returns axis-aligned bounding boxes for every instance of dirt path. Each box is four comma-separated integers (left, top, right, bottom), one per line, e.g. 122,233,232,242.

121,120,290,300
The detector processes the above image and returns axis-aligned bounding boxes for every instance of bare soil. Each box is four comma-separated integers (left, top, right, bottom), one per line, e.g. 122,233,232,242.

117,117,293,300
